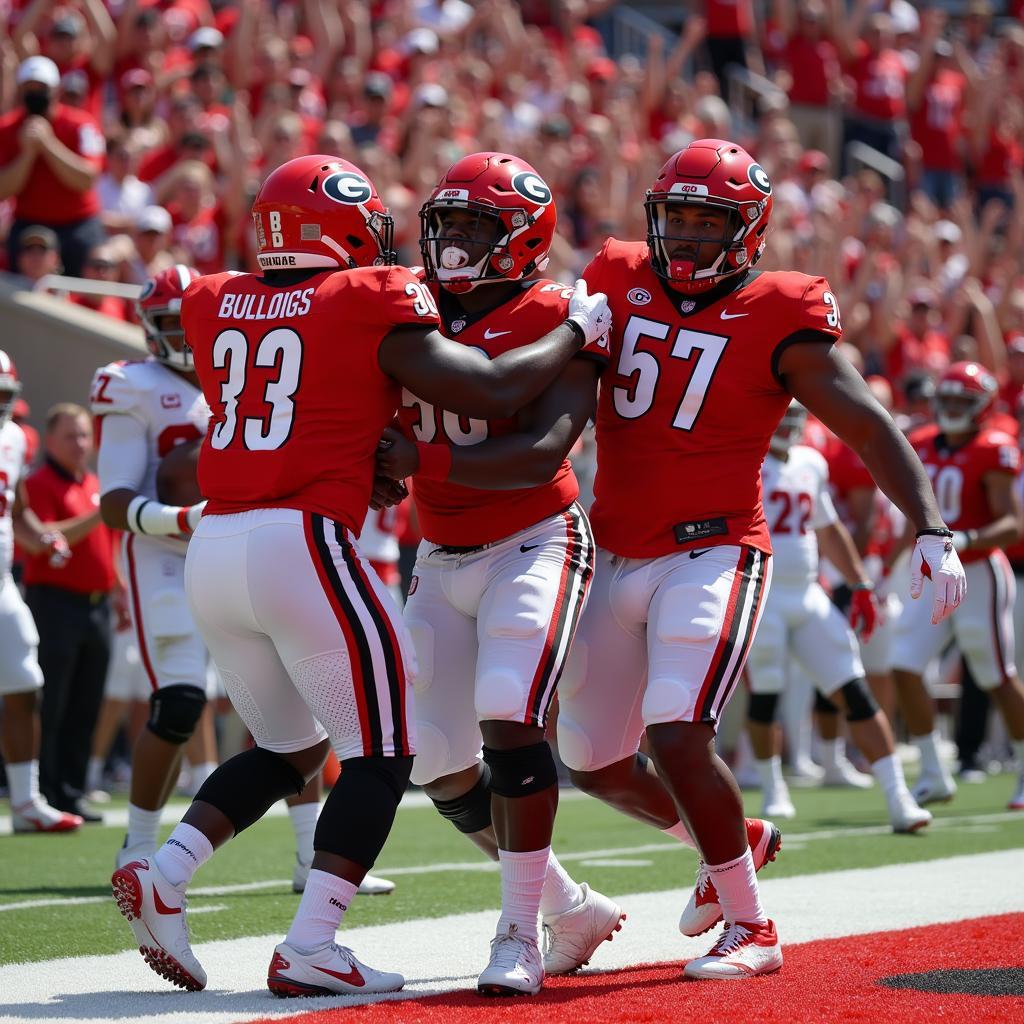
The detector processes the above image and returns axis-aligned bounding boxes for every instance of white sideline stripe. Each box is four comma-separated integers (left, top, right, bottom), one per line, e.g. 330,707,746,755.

0,788,588,835
0,850,1022,1024
1,808,1021,913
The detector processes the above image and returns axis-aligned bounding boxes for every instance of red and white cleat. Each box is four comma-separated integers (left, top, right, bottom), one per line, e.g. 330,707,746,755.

1009,772,1024,811
542,883,625,974
111,858,206,991
267,941,404,997
683,919,783,979
11,799,82,833
679,818,782,937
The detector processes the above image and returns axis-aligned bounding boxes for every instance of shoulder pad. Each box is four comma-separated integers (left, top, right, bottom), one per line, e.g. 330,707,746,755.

90,360,149,417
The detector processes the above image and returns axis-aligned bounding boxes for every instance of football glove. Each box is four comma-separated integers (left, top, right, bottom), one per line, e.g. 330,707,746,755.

910,531,966,624
848,584,881,643
566,279,611,347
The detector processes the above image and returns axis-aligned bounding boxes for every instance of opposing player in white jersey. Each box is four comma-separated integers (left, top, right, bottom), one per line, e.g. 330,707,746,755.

745,403,931,832
0,352,79,832
92,265,214,865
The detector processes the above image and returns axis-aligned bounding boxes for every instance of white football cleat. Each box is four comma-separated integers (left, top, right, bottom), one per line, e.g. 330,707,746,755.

761,784,796,820
912,771,957,805
11,799,82,834
267,941,404,997
111,858,206,991
788,756,825,786
821,755,874,789
683,919,783,979
477,923,544,996
542,883,625,974
116,836,155,871
292,857,396,896
888,791,932,833
1008,772,1024,811
679,818,781,938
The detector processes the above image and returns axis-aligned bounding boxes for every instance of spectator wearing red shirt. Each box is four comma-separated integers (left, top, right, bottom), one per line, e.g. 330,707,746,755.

832,2,908,174
886,286,952,387
774,0,842,171
68,243,131,322
23,403,114,822
702,0,757,94
907,11,972,211
0,57,106,278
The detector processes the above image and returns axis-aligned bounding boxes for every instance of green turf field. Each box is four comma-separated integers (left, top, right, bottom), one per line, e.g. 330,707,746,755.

2,775,1022,967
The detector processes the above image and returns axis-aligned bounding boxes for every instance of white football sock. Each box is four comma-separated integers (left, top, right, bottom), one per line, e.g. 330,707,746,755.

285,869,357,951
126,803,162,852
288,801,319,865
539,850,583,917
913,731,944,777
7,760,39,809
871,753,910,801
755,756,785,794
661,819,697,849
497,846,549,943
1012,739,1024,769
819,738,842,770
189,761,218,792
152,822,213,887
86,756,105,793
707,848,767,926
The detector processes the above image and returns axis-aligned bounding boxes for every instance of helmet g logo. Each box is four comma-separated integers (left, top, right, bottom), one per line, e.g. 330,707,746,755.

323,171,373,205
747,163,772,195
139,280,156,300
511,171,552,206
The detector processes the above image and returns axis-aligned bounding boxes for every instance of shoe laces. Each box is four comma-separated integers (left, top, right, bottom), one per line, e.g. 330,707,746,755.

490,924,536,968
694,862,713,897
710,923,752,956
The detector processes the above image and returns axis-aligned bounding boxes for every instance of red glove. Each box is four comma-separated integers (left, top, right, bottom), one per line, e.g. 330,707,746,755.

848,584,881,643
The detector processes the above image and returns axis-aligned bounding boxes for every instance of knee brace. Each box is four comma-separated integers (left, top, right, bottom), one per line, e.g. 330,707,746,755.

431,763,493,834
147,684,206,744
747,692,779,725
482,741,557,797
195,746,306,834
838,678,879,722
814,689,840,716
314,755,414,869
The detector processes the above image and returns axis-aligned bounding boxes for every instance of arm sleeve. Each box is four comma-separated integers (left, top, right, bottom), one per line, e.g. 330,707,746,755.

97,412,150,494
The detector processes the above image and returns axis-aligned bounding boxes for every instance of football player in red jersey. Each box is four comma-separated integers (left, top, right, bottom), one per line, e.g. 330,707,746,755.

891,362,1024,811
375,153,619,996
109,153,611,997
409,139,967,979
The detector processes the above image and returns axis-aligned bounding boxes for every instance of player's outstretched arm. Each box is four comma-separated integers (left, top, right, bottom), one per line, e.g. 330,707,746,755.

377,359,599,489
780,340,965,622
378,280,609,419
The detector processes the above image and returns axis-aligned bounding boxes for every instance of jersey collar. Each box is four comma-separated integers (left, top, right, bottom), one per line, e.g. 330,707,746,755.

655,269,759,319
437,280,532,337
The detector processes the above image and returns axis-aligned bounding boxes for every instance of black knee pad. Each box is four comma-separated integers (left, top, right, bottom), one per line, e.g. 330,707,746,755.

814,689,840,716
147,684,206,744
314,755,413,869
482,741,557,797
431,763,493,834
747,692,779,725
195,746,305,834
838,678,879,722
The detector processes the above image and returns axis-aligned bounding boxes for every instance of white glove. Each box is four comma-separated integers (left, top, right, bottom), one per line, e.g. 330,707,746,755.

185,501,206,533
909,531,967,624
566,279,611,346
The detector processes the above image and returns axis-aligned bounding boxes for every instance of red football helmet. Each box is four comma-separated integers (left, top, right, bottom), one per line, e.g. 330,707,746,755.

419,152,556,292
0,350,22,427
645,138,773,294
137,264,201,370
251,154,395,272
934,361,997,434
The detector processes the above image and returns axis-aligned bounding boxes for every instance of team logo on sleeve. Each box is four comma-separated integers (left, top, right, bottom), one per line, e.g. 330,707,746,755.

627,288,652,305
322,171,373,205
511,171,552,206
747,163,772,195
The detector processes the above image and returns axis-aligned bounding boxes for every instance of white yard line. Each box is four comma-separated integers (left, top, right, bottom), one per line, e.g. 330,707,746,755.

1,808,1021,913
1,850,1022,1024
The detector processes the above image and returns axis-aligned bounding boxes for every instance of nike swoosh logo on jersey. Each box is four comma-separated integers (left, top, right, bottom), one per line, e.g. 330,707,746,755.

520,543,540,553
483,328,512,339
720,311,748,320
688,548,713,559
313,963,366,987
152,886,182,916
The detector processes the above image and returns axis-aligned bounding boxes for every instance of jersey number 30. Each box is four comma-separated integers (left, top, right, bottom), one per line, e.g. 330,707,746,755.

210,327,302,451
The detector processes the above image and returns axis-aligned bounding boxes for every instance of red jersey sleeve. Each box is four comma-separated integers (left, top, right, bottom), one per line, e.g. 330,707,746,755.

372,265,441,333
979,431,1021,476
796,275,843,341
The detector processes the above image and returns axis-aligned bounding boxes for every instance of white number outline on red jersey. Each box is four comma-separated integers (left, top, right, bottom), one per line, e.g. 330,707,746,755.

402,389,488,447
405,282,440,319
823,291,841,329
613,315,728,430
210,327,303,451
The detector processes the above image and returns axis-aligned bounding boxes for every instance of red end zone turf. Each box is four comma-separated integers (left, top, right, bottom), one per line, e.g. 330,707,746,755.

250,914,1024,1024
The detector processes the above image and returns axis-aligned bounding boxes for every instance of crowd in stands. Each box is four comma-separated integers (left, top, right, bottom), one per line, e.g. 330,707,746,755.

0,0,1021,420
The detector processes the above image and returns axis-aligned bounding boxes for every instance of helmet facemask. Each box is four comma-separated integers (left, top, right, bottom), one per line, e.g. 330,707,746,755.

934,392,986,435
140,306,193,371
0,382,20,428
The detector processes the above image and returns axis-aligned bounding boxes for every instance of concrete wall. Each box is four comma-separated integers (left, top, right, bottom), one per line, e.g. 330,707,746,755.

0,275,147,433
